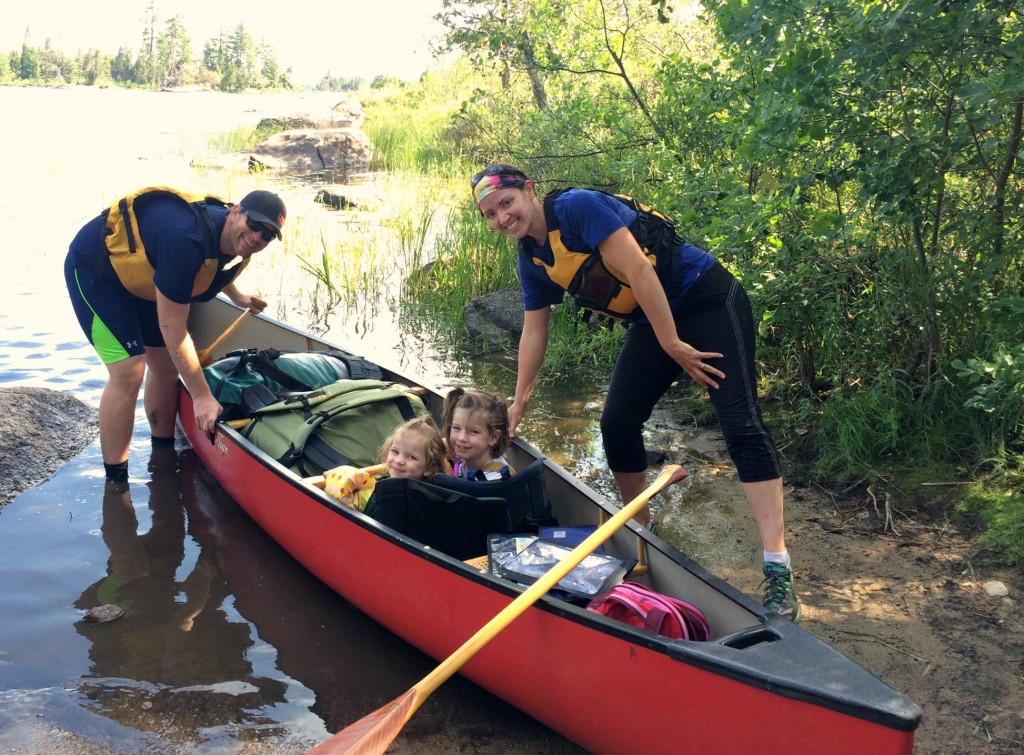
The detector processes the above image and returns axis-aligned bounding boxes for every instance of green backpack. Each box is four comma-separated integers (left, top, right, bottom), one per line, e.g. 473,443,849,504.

240,379,428,476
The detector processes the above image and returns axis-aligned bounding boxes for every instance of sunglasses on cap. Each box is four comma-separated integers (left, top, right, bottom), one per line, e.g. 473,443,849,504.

241,209,278,242
470,164,528,189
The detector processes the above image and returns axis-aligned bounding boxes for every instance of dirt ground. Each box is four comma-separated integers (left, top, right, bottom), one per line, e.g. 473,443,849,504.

644,418,1024,755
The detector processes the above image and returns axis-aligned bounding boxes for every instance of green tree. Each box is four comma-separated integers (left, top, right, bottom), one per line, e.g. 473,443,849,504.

317,72,364,91
437,0,695,182
77,49,109,86
700,0,1023,388
260,50,281,88
226,24,258,91
156,14,193,87
110,46,134,83
19,43,39,80
0,53,12,83
1,14,294,92
439,0,551,109
201,35,224,73
135,0,159,85
36,40,76,83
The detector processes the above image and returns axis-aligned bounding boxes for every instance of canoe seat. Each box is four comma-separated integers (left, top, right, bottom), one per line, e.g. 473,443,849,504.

366,478,514,560
428,460,555,531
463,555,490,572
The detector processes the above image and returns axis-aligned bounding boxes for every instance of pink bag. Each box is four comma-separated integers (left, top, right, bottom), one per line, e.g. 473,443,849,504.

586,582,709,641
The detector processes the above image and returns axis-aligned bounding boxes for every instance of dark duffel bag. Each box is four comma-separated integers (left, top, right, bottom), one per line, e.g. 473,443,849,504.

204,347,383,420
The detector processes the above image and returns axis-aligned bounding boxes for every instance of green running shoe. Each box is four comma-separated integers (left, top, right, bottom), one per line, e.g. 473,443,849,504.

761,561,802,623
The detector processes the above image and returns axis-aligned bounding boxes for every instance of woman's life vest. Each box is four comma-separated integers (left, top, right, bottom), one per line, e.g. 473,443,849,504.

100,186,249,301
524,188,683,318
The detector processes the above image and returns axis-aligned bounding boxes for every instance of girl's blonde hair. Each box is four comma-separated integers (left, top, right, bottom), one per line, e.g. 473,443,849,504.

441,387,511,459
378,415,448,480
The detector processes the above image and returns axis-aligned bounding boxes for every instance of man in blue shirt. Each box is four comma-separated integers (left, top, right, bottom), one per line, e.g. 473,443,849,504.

64,188,286,484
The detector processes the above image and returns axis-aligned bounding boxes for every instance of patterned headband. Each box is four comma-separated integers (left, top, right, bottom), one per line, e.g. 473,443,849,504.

471,170,526,205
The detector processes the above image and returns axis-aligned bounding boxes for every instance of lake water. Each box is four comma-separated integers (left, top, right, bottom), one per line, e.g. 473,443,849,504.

0,86,595,753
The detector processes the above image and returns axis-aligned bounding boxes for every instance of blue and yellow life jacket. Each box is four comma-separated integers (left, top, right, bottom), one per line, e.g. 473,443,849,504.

101,186,249,301
525,188,683,318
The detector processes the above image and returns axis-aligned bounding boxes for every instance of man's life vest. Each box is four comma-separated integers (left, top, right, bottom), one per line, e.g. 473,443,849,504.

100,186,249,301
524,188,683,318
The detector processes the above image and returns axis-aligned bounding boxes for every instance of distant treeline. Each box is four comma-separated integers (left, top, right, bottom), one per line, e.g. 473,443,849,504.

1,11,404,92
3,17,291,92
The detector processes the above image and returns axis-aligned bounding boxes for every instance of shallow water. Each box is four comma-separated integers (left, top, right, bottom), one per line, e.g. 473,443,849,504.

0,87,597,752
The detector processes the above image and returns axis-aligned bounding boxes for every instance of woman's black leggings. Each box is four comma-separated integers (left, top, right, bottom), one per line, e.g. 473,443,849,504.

601,262,783,483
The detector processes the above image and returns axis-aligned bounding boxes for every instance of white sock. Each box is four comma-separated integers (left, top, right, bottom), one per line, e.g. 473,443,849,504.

764,550,790,567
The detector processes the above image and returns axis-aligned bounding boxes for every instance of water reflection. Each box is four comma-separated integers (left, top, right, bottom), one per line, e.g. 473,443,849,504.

174,449,415,728
172,450,585,750
73,446,286,741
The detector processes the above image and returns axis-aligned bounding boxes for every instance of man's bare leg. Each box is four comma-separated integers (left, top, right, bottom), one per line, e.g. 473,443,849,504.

143,346,180,439
99,356,145,466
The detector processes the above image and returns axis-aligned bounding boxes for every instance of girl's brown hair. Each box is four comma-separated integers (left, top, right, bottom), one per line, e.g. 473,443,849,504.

441,387,511,459
378,415,448,480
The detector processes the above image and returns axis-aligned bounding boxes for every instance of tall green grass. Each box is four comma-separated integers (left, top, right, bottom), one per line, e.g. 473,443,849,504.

357,88,625,375
958,485,1024,567
207,120,293,153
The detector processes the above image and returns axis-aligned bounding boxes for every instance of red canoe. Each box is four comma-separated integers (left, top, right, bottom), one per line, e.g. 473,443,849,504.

181,298,921,754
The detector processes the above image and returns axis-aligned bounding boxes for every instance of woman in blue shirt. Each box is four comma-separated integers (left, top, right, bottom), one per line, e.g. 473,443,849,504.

471,164,800,622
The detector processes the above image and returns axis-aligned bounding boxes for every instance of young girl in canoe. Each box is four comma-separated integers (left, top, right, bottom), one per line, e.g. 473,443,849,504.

323,416,448,508
442,387,515,481
379,415,450,480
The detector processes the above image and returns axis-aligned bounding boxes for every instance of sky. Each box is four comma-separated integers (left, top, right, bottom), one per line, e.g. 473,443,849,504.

2,0,449,85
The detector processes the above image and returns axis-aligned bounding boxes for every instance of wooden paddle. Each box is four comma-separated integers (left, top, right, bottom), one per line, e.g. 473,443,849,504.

307,463,688,755
196,309,252,367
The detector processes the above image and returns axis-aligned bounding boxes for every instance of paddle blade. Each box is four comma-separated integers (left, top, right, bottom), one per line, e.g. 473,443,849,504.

308,688,417,755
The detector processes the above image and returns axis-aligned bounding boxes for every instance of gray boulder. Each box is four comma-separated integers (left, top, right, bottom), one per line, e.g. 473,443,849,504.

0,387,98,506
463,288,525,352
244,128,373,180
194,96,372,181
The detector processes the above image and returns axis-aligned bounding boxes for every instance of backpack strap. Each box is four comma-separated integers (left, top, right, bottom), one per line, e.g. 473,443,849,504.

240,383,280,413
301,435,350,476
333,354,385,381
208,348,312,401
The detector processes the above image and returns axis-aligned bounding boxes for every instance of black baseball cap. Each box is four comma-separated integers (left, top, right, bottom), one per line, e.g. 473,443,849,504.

239,190,286,239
